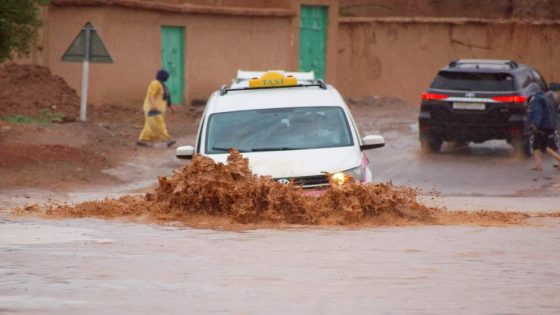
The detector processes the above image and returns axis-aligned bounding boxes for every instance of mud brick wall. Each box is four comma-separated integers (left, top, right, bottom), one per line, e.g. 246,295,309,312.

44,5,295,107
28,0,339,107
336,18,560,104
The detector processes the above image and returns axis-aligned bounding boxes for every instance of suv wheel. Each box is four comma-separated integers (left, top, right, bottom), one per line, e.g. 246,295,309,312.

420,134,443,153
511,135,534,157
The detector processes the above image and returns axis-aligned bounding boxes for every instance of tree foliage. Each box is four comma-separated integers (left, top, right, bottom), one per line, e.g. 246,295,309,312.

0,0,49,62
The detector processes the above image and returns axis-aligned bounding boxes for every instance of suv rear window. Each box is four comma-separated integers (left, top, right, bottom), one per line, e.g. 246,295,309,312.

430,71,515,91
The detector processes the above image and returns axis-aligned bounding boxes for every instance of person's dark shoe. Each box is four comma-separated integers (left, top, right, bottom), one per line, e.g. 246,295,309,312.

167,140,176,147
136,140,149,147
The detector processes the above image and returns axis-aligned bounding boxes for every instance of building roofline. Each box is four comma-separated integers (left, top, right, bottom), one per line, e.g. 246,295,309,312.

51,0,296,18
339,16,560,26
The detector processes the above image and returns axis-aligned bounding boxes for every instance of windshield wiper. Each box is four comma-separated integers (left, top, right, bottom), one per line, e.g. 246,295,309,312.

212,147,249,153
251,146,298,152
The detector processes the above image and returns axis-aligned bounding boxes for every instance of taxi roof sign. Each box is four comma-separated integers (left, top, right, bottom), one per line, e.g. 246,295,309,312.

220,71,326,96
249,71,298,88
237,70,315,81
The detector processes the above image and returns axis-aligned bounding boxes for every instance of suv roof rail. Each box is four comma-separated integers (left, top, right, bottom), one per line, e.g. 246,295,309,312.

220,80,327,96
448,59,519,69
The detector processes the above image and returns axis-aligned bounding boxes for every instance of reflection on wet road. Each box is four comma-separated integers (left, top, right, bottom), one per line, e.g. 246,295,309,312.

356,103,560,207
1,217,560,314
2,101,560,314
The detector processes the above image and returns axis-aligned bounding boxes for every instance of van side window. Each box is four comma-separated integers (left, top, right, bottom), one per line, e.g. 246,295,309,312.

530,70,547,91
195,117,205,154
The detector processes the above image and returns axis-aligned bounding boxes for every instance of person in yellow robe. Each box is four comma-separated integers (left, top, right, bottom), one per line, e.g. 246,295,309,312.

137,69,176,147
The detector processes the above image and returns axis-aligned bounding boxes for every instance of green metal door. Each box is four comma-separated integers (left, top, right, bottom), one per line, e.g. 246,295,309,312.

160,26,185,105
299,6,328,79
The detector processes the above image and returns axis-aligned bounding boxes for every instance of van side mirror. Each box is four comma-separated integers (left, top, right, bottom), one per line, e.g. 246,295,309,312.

360,135,385,150
176,145,195,159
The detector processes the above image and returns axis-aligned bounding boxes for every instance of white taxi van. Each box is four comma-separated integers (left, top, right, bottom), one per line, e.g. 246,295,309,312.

176,70,385,189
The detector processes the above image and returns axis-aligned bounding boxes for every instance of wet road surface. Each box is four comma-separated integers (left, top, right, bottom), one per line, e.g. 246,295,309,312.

357,103,560,210
2,101,560,314
2,216,560,314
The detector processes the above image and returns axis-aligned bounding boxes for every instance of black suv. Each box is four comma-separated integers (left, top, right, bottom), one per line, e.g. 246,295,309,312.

419,59,558,155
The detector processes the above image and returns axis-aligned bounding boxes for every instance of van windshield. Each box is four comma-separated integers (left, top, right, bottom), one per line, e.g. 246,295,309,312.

431,71,515,91
205,106,354,154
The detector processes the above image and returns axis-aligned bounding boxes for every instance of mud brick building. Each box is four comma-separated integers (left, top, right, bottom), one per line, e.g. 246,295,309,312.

20,0,560,106
28,0,339,107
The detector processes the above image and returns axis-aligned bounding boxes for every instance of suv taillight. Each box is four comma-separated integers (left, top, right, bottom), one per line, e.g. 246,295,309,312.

421,93,448,101
491,95,527,103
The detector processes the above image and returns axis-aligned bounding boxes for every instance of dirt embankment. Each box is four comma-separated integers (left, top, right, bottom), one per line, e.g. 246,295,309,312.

18,150,535,229
0,63,80,119
0,63,199,191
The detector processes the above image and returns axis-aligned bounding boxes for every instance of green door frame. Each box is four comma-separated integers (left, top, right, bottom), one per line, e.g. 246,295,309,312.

160,26,185,105
299,5,328,80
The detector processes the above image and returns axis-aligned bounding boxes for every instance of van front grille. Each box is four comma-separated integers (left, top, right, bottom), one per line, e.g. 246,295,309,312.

275,175,330,189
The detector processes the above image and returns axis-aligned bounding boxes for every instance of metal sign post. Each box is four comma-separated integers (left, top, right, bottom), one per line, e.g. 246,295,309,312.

61,22,113,121
79,25,91,121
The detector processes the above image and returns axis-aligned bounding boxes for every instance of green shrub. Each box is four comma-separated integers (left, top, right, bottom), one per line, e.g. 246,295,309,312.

0,109,63,125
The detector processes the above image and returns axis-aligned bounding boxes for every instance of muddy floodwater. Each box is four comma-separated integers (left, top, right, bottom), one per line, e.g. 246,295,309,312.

2,215,560,314
3,100,560,314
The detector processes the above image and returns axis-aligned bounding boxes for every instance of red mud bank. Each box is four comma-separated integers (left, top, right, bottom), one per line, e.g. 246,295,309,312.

16,150,540,229
0,63,80,119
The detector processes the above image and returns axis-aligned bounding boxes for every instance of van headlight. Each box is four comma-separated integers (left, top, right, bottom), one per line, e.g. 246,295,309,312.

331,166,364,185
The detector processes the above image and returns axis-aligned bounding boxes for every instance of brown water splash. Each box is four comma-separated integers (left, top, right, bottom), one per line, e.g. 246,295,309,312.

18,149,541,228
